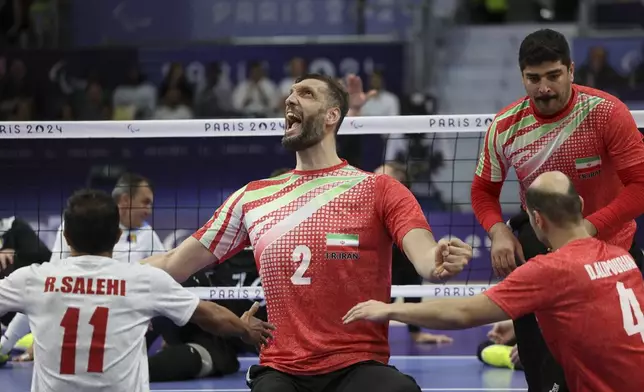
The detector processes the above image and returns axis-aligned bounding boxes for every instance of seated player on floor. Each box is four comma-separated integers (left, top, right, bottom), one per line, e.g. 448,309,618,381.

0,189,274,391
344,171,644,391
147,246,267,382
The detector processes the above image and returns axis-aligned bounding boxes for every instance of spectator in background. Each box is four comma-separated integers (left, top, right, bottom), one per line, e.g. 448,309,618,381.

575,46,627,94
194,62,235,118
159,63,193,106
112,65,157,120
232,61,278,118
0,59,34,120
74,81,111,121
278,57,306,104
0,0,30,47
360,70,400,117
153,88,193,120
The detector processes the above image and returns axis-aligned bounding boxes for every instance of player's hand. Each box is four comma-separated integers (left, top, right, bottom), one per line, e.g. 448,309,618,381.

510,344,521,367
0,248,15,271
433,238,472,280
345,74,377,112
240,302,275,349
487,320,515,345
489,224,524,277
410,331,454,344
342,300,392,324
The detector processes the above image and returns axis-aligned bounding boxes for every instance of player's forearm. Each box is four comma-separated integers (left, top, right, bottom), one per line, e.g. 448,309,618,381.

471,176,505,233
191,301,251,339
387,300,479,330
586,165,644,236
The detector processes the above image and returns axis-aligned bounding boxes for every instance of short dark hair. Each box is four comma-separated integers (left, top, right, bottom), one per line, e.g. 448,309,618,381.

64,189,120,254
294,73,349,134
525,182,582,226
111,173,151,202
519,29,571,71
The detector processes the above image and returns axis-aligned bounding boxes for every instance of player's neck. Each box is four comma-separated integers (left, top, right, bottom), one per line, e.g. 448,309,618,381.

69,250,113,258
547,226,590,251
295,136,342,171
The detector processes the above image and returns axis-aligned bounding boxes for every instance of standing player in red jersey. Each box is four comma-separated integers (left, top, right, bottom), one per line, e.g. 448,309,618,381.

470,29,644,392
142,73,473,392
345,171,644,392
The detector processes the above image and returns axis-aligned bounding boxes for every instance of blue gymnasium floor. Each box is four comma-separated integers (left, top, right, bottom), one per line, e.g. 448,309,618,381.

0,326,528,391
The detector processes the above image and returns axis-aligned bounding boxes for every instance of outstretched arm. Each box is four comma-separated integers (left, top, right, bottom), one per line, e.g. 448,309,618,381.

145,237,216,283
377,175,472,282
344,257,557,329
143,186,250,282
344,295,509,329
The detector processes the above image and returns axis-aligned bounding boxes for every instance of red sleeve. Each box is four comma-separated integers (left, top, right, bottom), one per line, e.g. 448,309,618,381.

375,174,431,249
471,117,508,232
586,102,644,235
602,101,644,171
483,257,556,319
471,176,505,232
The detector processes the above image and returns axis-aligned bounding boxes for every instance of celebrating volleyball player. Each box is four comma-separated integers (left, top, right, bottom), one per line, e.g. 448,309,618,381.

0,189,274,392
345,171,644,392
470,29,644,392
143,73,473,392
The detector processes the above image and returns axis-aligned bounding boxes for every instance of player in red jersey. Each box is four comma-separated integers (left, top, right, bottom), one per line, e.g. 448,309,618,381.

470,29,644,392
345,171,644,392
142,73,473,392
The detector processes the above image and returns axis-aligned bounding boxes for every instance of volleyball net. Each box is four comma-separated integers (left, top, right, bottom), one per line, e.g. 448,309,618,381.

2,110,643,300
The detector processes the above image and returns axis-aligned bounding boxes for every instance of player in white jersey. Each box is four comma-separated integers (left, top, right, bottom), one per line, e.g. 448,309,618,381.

1,173,165,362
0,189,274,392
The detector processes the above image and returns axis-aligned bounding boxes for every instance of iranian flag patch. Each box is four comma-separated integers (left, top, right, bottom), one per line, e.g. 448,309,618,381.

575,155,601,178
325,233,359,253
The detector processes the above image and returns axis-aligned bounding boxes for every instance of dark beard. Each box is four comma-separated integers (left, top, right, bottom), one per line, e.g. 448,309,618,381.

281,115,325,151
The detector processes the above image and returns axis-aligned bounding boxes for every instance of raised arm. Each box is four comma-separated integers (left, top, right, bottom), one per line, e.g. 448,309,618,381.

144,186,250,282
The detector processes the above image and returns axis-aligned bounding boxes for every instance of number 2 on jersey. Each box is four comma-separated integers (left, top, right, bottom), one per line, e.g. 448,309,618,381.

60,307,109,375
291,245,312,285
617,282,644,342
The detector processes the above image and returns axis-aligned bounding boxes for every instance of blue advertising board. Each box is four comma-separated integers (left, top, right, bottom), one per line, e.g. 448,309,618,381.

69,0,415,46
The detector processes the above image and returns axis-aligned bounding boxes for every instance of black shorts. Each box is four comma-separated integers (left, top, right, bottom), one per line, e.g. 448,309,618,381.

247,361,421,392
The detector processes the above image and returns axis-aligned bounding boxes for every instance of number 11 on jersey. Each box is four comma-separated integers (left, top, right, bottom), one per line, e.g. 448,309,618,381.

60,307,109,375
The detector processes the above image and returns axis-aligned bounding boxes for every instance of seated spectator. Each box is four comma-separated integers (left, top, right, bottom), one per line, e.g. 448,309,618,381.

153,88,193,120
112,65,157,120
232,61,278,118
159,63,193,106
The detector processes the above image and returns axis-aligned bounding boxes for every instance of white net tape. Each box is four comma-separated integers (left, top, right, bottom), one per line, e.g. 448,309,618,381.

4,110,643,299
1,109,641,138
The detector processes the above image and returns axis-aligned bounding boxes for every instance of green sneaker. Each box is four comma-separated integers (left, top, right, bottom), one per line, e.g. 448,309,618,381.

0,351,8,368
480,344,514,370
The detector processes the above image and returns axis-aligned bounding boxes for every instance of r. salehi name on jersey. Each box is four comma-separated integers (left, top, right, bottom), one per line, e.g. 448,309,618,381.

584,255,639,280
43,276,126,296
325,233,360,260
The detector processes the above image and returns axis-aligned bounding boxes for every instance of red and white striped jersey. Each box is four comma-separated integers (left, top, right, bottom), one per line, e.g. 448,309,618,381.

193,160,431,375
